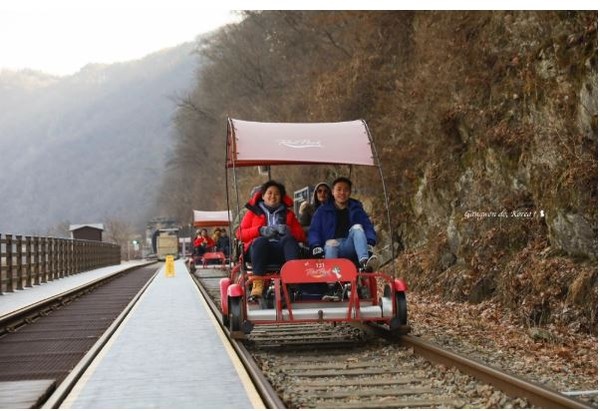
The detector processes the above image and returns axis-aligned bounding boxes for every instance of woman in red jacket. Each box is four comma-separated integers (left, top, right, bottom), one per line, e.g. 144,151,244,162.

193,228,215,256
236,180,305,300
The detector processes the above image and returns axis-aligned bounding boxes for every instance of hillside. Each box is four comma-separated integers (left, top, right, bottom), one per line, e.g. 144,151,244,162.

158,11,597,334
0,42,199,234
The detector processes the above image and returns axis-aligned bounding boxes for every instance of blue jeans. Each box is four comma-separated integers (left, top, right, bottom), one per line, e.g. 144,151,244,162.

324,224,369,262
249,235,300,275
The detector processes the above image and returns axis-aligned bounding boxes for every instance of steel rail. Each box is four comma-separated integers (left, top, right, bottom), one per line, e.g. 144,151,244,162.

0,262,156,337
41,266,160,409
190,271,286,409
400,335,591,409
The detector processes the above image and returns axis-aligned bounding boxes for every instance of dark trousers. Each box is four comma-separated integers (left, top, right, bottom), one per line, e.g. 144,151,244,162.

249,235,299,275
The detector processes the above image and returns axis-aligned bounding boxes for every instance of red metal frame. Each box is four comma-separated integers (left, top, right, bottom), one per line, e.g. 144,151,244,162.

201,251,226,268
229,258,398,326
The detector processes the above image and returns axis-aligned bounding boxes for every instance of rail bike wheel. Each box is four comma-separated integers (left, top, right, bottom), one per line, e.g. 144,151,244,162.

385,285,408,331
395,291,408,326
222,309,230,327
229,296,243,332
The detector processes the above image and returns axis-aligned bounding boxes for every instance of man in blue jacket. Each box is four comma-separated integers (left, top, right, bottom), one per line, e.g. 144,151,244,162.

308,177,379,272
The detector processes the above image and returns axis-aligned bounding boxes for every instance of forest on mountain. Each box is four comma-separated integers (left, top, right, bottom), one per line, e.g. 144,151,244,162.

0,43,197,236
158,11,598,334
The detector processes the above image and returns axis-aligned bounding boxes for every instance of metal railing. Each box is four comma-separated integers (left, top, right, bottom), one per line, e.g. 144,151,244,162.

0,233,121,295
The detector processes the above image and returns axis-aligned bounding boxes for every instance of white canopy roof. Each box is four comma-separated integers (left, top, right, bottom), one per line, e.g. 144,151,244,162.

193,210,231,227
226,119,376,167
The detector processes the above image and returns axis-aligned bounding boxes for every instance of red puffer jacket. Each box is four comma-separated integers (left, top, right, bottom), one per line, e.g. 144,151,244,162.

193,235,215,249
236,191,306,253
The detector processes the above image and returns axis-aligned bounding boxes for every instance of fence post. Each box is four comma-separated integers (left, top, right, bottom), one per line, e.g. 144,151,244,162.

64,238,70,277
68,239,74,276
83,242,88,271
33,236,40,285
40,237,47,283
50,237,57,280
16,235,24,290
25,236,32,288
73,240,79,274
0,233,4,295
85,241,90,270
93,242,98,269
56,237,62,280
59,238,65,279
56,238,61,279
46,237,51,281
6,234,13,292
79,241,84,272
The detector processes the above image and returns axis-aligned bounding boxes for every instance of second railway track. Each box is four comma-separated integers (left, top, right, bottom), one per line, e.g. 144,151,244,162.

0,263,159,407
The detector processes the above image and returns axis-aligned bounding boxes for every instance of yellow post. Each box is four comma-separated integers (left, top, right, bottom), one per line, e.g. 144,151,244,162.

165,255,175,277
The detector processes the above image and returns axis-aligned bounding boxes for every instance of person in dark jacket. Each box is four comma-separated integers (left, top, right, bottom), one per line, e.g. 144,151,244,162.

216,228,230,257
308,177,379,272
236,180,306,300
298,181,331,232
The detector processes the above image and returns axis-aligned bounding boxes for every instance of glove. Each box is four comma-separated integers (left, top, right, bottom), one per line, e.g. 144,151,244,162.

312,246,324,258
259,226,276,238
275,224,289,236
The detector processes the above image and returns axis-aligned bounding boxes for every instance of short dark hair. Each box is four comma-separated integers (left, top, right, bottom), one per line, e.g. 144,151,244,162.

332,177,352,190
260,180,286,198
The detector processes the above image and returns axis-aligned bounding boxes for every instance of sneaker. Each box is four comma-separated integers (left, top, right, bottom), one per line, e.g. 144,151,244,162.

321,283,341,302
362,254,380,273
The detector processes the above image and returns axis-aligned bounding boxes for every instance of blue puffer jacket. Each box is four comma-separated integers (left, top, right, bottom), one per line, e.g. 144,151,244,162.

308,198,377,248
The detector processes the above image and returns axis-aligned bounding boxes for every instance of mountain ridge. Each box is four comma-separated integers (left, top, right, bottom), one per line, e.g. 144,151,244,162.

0,42,199,234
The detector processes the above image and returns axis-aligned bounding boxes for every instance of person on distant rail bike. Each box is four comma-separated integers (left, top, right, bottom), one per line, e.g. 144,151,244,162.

215,228,230,258
193,228,215,256
236,180,305,301
212,228,222,244
308,176,379,272
299,181,331,233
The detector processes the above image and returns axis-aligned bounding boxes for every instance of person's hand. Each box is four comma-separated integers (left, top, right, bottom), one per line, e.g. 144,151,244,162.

312,246,324,258
259,226,276,238
275,224,289,236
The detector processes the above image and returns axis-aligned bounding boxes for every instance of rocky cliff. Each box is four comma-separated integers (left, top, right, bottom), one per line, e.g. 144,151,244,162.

379,12,597,333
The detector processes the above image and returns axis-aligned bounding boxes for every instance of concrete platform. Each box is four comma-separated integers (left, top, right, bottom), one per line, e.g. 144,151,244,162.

60,259,264,409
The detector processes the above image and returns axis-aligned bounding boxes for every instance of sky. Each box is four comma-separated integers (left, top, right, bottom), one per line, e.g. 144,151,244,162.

0,0,242,76
0,0,595,76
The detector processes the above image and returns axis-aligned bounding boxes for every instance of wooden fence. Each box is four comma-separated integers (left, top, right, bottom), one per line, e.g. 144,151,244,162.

0,233,121,295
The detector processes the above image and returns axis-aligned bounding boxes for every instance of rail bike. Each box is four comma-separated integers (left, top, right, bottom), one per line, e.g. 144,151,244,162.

188,210,231,271
219,119,409,337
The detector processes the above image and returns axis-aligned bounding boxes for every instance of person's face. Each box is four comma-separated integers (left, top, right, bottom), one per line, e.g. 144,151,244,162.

315,185,330,203
262,185,282,207
201,230,207,236
332,182,351,207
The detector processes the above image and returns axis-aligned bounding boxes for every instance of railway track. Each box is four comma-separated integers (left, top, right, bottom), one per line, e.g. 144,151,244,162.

0,263,158,408
192,266,592,409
